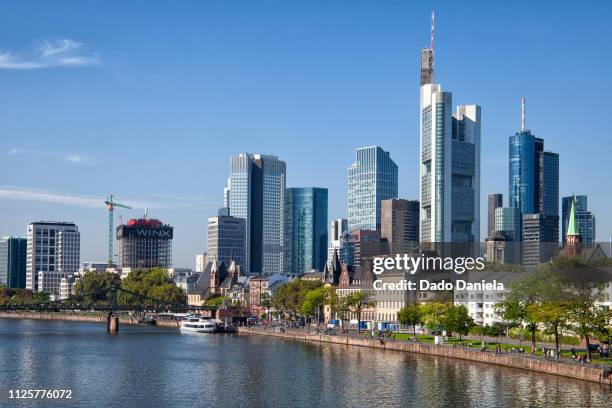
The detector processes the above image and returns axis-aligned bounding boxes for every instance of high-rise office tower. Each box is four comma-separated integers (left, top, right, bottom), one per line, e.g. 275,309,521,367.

0,236,27,288
509,97,559,242
283,188,328,275
522,213,559,271
26,222,80,297
487,194,503,237
419,15,481,244
117,218,173,269
328,218,348,267
494,207,521,242
381,199,419,251
207,215,246,269
227,153,286,274
561,195,595,244
348,146,398,232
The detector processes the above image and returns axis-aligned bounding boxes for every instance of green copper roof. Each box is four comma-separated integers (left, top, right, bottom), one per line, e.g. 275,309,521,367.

566,197,580,237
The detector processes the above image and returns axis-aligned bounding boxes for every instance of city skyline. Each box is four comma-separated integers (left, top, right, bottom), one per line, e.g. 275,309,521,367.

1,2,612,267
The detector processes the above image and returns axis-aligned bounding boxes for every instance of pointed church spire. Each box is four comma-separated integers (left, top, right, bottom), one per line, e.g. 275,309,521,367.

566,197,580,237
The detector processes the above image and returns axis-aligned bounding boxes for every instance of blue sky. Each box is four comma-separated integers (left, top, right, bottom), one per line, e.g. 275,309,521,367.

1,1,611,268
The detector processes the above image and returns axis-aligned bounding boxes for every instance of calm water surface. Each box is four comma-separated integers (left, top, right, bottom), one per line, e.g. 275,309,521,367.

0,319,611,408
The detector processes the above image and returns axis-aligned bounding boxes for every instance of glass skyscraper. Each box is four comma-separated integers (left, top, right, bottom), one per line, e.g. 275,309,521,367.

283,188,328,275
227,153,286,275
0,236,27,288
509,115,559,243
562,195,595,244
494,207,521,242
347,146,398,232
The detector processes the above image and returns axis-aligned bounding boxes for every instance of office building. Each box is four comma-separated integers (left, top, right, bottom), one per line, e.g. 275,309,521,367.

26,222,80,297
348,146,398,232
419,15,480,244
509,98,559,241
207,215,246,270
522,213,559,271
487,194,503,237
195,254,207,273
116,218,173,269
284,188,328,275
0,236,27,288
226,153,286,274
328,218,348,267
562,195,595,244
494,207,522,242
381,199,419,252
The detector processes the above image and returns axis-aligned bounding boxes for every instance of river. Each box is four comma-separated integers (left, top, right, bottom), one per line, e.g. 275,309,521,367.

0,319,611,407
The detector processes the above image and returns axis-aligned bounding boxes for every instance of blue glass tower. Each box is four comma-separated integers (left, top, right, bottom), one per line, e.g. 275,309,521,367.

562,195,595,244
284,188,328,275
348,146,398,232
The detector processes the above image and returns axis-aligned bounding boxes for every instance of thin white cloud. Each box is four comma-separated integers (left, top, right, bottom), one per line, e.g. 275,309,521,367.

0,38,98,70
0,186,190,211
7,148,97,165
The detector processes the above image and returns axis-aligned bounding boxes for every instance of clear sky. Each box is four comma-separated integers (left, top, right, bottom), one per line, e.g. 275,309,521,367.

1,1,611,268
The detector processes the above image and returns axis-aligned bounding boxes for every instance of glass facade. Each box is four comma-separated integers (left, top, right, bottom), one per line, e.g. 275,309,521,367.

207,216,246,268
561,195,595,243
494,207,521,241
228,153,286,274
0,236,27,288
348,146,398,232
509,131,542,215
284,188,328,275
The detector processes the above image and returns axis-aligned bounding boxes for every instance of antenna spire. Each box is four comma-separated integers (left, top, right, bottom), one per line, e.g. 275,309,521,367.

521,96,526,131
430,10,435,51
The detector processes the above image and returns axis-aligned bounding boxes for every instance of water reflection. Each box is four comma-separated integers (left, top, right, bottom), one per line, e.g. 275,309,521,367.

0,319,610,408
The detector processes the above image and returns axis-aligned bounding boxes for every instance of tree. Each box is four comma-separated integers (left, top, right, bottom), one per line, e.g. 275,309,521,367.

528,302,568,359
301,287,326,323
444,304,474,341
344,291,376,333
272,279,322,319
420,302,450,333
566,291,610,361
398,302,422,336
121,268,186,305
73,271,121,304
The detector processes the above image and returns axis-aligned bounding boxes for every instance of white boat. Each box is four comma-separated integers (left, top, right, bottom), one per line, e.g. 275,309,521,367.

180,316,217,333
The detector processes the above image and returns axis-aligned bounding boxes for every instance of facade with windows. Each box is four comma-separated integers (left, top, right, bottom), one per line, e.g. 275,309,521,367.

26,222,80,298
0,236,27,288
562,195,595,244
327,218,348,268
227,153,286,275
348,146,398,232
522,213,559,271
283,188,328,275
207,215,246,270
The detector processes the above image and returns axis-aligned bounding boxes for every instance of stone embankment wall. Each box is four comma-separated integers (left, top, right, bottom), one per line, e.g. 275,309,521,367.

0,311,180,328
237,327,611,385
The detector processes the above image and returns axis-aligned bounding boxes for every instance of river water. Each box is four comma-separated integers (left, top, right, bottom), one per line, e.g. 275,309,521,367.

0,319,611,408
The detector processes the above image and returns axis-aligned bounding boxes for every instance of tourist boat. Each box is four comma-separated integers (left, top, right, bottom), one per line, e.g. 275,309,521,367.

180,316,217,333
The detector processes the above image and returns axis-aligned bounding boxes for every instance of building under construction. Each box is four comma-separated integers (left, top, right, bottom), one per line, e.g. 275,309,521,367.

116,218,173,269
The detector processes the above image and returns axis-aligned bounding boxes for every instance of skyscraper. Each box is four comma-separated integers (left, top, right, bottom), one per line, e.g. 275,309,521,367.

328,218,348,267
283,188,328,275
347,146,398,232
509,97,559,243
381,199,419,252
116,218,173,269
226,153,286,274
522,213,559,271
26,222,80,297
487,194,503,238
419,15,481,244
207,215,246,268
562,195,595,244
0,236,27,288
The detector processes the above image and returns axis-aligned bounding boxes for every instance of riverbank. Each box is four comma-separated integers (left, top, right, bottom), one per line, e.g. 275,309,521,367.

237,327,612,385
0,310,181,328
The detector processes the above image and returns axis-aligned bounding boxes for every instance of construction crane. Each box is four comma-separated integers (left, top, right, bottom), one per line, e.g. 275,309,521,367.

104,195,132,267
